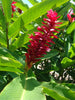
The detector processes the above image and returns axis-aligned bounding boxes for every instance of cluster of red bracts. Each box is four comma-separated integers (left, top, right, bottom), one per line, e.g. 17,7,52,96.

67,8,75,22
25,9,61,70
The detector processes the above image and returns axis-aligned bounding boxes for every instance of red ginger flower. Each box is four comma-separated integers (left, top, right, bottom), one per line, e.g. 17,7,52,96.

25,9,61,70
67,8,75,22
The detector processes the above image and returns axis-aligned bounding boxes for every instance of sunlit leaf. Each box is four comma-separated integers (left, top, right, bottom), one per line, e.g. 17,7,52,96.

0,56,23,68
42,82,75,100
67,22,75,34
28,0,38,5
43,87,69,100
9,27,37,51
68,43,75,58
0,75,46,100
2,0,12,22
61,57,75,68
8,0,69,38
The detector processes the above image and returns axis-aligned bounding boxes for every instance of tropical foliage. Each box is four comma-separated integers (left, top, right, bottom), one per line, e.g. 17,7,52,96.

0,0,75,100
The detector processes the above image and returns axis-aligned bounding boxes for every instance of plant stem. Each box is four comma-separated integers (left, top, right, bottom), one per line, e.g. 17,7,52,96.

73,30,75,43
6,22,9,49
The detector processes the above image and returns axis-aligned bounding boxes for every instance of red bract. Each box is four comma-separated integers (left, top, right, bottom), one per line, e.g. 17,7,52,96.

25,9,61,70
67,9,75,22
11,1,16,12
17,8,22,14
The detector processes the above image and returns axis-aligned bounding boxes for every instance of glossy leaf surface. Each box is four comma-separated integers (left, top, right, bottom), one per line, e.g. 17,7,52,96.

0,75,46,100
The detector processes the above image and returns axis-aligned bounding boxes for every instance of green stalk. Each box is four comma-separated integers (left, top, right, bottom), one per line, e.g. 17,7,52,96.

65,36,71,57
6,22,9,49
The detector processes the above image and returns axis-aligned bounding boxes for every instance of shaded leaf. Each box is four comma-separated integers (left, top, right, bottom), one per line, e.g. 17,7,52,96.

58,2,71,16
40,50,59,60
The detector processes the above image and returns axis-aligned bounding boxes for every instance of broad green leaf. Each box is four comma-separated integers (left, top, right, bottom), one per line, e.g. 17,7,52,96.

40,50,59,60
67,22,75,34
8,0,69,38
61,57,75,68
0,75,46,100
0,56,23,68
0,66,23,73
2,0,12,22
43,87,69,100
28,0,38,5
42,82,75,100
68,43,75,58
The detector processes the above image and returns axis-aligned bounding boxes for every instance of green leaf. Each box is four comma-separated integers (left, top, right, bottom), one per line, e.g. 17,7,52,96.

0,75,46,100
0,47,15,59
61,57,75,68
63,83,75,92
68,43,75,58
9,27,37,51
56,21,69,29
0,66,23,73
0,9,6,31
0,47,23,73
0,56,23,68
42,82,75,100
43,87,69,100
0,30,6,47
8,0,69,38
9,34,26,51
67,22,75,34
40,50,59,60
2,0,12,22
58,2,71,16
15,2,28,11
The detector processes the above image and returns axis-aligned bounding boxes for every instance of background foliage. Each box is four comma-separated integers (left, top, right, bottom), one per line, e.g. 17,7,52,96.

0,0,75,100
